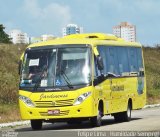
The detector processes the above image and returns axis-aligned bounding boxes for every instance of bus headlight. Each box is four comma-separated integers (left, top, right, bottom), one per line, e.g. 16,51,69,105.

74,92,91,105
19,95,35,107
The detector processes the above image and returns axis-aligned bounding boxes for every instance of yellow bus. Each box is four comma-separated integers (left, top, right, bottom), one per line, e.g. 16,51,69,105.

19,33,146,130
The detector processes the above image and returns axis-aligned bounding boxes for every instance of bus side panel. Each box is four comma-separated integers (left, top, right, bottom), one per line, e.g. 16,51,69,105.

127,76,146,110
109,78,128,114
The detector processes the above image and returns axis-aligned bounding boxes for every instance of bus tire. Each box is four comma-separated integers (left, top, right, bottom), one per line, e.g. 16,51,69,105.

114,113,121,122
123,102,132,121
90,105,103,127
114,102,131,122
31,120,42,130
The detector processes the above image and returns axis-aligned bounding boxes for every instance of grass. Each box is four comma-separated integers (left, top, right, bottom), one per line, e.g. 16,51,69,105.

0,44,160,123
143,47,160,104
0,44,26,104
0,104,21,123
0,44,26,123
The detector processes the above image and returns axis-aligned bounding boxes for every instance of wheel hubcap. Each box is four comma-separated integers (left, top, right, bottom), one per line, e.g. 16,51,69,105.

127,106,131,118
97,110,102,125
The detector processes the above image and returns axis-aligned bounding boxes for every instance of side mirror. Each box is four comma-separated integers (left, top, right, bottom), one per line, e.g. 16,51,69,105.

93,74,105,86
97,55,104,70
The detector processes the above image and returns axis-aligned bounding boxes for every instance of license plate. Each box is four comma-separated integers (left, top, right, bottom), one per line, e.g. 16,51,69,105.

48,109,60,115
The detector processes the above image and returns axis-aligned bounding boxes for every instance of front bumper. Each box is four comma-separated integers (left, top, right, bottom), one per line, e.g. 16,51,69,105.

19,98,95,120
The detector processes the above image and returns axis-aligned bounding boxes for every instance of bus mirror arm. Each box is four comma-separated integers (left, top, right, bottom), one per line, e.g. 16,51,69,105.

93,79,98,86
93,74,105,86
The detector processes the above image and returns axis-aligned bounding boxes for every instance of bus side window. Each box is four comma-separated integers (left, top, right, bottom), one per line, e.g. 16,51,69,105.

97,46,120,77
117,47,130,76
97,46,107,75
136,48,144,76
94,56,99,78
137,48,143,69
107,47,119,76
128,47,138,73
93,55,105,86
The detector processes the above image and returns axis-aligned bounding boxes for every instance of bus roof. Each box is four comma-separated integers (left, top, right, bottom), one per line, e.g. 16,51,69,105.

28,33,142,48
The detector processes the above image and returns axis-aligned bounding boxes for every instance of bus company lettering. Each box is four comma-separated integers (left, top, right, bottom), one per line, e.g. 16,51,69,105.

110,85,124,91
39,93,68,100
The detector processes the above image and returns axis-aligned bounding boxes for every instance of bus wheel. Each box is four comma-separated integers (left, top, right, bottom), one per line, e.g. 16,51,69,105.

114,102,131,122
31,120,42,130
123,102,132,121
90,106,103,127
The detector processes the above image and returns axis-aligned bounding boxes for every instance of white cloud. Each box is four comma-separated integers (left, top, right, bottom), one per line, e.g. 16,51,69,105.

22,0,72,36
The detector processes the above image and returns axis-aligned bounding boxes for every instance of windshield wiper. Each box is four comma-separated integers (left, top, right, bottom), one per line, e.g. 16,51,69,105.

61,70,73,89
33,66,47,91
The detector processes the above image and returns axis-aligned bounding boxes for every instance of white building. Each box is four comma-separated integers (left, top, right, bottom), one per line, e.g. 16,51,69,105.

113,22,136,42
30,37,42,43
30,34,56,44
41,34,55,41
62,24,83,36
9,29,29,44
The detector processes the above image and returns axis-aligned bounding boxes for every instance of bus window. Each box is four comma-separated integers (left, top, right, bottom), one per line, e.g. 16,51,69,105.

98,46,120,77
107,47,119,75
128,47,138,72
97,46,107,75
117,47,130,76
136,48,143,70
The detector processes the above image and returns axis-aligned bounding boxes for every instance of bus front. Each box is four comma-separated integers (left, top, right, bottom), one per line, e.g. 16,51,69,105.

18,44,96,130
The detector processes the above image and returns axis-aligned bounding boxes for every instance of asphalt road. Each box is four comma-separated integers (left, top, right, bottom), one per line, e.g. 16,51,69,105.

1,107,160,137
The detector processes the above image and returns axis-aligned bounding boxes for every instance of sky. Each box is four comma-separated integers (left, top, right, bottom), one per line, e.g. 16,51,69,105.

0,0,160,46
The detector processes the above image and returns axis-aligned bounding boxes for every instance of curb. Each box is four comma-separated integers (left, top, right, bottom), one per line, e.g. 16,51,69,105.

0,104,160,128
0,121,29,129
143,103,160,109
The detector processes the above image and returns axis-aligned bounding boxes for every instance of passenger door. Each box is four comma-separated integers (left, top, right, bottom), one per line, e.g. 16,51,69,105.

96,46,112,114
106,47,123,113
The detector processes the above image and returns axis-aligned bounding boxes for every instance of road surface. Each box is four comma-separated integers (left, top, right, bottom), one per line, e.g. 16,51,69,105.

1,107,160,137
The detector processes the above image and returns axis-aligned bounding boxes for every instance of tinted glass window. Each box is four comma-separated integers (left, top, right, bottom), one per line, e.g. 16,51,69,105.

97,46,143,77
97,46,119,76
117,47,130,75
128,47,138,72
107,47,119,75
136,48,143,70
97,46,107,75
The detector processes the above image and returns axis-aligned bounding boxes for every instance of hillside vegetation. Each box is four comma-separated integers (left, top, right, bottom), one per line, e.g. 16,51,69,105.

143,47,160,104
0,44,159,122
0,44,26,103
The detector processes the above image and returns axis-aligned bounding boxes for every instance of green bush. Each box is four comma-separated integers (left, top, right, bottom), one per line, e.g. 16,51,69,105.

0,44,27,103
143,47,160,99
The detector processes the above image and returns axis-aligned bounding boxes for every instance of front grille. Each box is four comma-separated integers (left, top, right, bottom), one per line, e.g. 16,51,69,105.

39,110,69,116
34,99,74,108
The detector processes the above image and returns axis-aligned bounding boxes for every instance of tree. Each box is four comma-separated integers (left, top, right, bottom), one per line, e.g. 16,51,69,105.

0,24,12,43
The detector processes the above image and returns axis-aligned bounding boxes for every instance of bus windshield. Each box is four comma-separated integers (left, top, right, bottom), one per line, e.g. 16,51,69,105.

20,46,91,91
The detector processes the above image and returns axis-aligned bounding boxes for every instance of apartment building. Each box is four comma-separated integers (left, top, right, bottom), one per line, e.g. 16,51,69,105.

113,22,136,42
